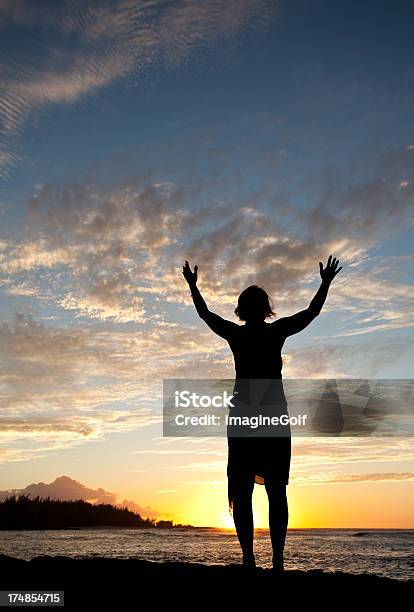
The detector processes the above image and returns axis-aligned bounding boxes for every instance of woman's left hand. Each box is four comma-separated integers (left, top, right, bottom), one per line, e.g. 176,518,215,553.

182,260,198,286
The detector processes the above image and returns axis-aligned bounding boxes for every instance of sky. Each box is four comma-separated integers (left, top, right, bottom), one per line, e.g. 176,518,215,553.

0,0,413,528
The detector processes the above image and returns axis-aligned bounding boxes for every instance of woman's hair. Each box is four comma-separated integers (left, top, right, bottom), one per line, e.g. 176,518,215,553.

234,285,275,321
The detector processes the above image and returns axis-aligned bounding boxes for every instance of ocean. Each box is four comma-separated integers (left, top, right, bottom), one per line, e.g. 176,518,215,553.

0,528,412,581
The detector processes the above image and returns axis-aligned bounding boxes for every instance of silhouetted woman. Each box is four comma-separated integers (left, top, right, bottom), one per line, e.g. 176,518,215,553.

182,256,342,571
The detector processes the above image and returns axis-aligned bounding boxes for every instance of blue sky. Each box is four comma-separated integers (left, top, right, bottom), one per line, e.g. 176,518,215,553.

0,0,413,526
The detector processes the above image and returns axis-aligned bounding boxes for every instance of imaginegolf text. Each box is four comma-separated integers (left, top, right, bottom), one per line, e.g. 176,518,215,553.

174,414,308,429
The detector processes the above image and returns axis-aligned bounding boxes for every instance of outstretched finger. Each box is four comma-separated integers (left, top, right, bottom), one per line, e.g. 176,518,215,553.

334,266,342,276
319,261,323,274
327,254,332,267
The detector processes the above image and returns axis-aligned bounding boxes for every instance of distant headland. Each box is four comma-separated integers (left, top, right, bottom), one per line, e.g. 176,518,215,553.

0,495,193,530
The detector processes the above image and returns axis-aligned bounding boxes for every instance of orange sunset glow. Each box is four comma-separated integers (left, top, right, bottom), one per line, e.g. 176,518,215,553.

0,0,413,547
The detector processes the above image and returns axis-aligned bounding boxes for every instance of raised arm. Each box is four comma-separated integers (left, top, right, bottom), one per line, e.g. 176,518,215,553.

273,255,342,337
182,261,238,340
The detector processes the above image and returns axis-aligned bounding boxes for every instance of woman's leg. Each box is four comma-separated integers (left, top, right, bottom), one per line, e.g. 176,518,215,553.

265,480,288,570
232,473,256,566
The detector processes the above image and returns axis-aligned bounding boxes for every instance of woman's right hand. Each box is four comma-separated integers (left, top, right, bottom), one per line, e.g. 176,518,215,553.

319,255,342,283
182,260,198,286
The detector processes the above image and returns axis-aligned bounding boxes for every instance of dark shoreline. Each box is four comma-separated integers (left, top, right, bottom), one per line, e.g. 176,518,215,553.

1,526,412,531
0,555,412,605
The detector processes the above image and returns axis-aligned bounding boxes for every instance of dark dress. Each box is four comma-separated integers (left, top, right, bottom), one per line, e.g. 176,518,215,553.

225,320,292,508
189,284,319,509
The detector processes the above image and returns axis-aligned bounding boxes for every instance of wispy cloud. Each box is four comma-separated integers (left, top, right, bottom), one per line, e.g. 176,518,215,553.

292,438,414,465
2,152,413,332
0,0,276,177
324,472,414,483
291,470,414,485
132,448,225,456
